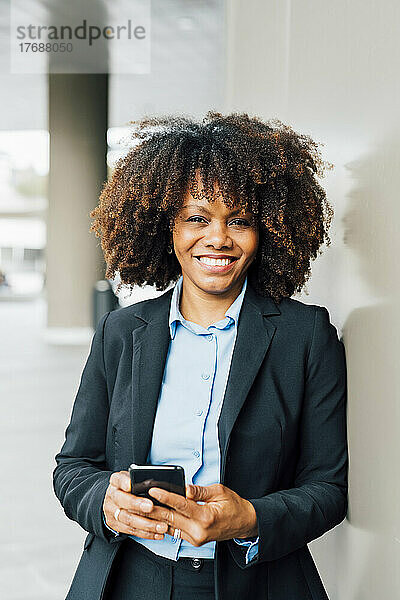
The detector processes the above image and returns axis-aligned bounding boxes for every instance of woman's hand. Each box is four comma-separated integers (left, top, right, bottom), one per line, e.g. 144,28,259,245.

102,471,169,540
146,483,259,547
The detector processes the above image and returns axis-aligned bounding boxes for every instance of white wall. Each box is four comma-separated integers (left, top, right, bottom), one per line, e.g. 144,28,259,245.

225,1,400,598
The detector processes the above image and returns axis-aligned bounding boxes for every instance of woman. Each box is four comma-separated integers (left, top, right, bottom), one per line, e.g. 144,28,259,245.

53,112,348,600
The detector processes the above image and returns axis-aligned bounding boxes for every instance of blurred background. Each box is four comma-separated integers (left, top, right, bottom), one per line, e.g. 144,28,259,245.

1,0,399,598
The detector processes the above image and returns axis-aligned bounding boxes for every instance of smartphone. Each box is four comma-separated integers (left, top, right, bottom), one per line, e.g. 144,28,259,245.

128,464,186,507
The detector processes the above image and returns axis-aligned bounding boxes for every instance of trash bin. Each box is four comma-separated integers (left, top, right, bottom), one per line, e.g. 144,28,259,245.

92,279,119,329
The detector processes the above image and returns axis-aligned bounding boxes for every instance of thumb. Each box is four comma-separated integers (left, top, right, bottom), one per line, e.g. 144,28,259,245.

120,470,131,492
186,484,214,502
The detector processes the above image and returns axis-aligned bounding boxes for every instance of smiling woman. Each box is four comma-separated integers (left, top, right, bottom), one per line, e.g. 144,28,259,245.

54,111,347,600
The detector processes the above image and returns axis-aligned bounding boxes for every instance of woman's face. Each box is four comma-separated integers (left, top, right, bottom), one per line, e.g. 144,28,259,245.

171,181,259,297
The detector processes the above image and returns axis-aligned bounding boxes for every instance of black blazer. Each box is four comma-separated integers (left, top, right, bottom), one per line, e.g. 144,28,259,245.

53,281,348,600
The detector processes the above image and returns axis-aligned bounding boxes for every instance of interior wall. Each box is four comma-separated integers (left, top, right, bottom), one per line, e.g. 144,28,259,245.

225,1,400,598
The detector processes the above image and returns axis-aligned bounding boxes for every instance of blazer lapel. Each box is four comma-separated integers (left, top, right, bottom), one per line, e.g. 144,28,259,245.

217,284,281,479
131,289,173,464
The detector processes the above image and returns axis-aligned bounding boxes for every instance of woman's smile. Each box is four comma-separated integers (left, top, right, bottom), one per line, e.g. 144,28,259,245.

194,254,239,273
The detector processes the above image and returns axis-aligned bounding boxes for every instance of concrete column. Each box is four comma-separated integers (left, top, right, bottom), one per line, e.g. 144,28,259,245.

46,74,108,333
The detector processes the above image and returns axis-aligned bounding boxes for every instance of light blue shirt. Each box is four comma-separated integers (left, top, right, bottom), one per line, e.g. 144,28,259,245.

104,274,258,564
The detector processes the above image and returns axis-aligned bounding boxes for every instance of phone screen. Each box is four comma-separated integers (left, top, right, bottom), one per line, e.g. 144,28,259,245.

129,465,186,507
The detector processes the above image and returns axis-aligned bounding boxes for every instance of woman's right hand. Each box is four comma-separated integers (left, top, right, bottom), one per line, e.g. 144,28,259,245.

103,470,169,539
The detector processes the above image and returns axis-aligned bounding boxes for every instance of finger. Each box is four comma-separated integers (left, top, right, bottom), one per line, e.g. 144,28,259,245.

148,488,193,516
129,528,166,540
109,471,131,492
105,502,167,538
186,484,195,499
164,523,205,548
163,524,192,545
148,504,192,533
160,521,192,543
108,486,154,514
186,484,220,502
146,506,208,547
117,508,169,535
110,520,165,540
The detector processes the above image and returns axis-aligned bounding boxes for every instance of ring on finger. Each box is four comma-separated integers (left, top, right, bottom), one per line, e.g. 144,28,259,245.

114,507,121,521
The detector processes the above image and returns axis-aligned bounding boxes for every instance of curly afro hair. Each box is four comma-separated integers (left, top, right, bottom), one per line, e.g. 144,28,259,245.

90,111,333,303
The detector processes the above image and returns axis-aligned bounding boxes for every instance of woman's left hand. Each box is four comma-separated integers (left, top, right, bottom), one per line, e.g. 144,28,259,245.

140,483,258,546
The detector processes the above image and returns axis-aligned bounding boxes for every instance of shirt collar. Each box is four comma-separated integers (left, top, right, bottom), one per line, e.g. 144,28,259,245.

168,274,248,339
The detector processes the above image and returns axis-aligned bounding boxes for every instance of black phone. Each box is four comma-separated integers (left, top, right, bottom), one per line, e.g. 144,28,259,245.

128,464,186,508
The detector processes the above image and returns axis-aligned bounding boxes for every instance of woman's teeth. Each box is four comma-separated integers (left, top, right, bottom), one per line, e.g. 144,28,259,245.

198,257,233,266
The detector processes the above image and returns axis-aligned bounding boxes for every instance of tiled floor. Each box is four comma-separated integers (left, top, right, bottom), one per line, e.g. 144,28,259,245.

1,298,94,599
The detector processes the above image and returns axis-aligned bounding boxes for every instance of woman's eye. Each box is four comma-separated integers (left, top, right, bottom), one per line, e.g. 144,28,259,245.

230,219,250,226
187,216,207,223
186,216,250,226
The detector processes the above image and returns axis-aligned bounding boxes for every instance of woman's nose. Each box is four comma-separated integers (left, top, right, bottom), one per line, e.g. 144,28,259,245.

203,222,233,248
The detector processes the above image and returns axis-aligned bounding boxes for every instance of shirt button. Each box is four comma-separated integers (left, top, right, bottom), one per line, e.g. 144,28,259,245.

201,373,210,380
193,450,200,458
196,409,203,416
206,334,213,341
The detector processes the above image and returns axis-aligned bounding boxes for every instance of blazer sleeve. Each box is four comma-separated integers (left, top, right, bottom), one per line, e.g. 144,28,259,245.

231,305,348,568
52,311,125,545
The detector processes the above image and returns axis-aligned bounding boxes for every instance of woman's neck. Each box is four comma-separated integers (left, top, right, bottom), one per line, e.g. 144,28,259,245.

179,276,245,329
